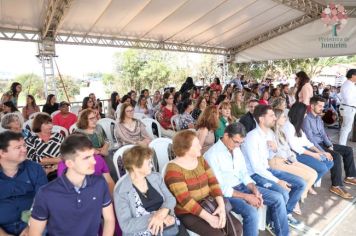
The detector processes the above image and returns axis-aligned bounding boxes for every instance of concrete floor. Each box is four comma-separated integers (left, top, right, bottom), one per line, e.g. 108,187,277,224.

260,127,356,236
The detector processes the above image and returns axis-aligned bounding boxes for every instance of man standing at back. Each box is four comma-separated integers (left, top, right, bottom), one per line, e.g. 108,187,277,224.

339,69,356,145
29,134,115,236
0,131,47,236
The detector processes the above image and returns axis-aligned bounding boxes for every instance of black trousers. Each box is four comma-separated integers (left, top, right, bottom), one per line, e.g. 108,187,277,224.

319,143,356,186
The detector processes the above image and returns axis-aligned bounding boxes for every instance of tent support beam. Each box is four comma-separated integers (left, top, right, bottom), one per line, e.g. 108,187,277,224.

0,27,227,55
228,0,323,55
42,0,73,39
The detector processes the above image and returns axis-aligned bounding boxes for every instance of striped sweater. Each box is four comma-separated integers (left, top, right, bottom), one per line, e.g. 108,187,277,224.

164,156,222,216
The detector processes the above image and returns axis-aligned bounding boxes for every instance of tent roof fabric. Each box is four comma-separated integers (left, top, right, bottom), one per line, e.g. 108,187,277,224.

0,0,355,60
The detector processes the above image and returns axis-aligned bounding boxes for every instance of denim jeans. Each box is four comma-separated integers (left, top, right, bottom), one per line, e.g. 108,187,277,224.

251,172,305,215
270,169,306,214
227,184,289,236
296,153,334,183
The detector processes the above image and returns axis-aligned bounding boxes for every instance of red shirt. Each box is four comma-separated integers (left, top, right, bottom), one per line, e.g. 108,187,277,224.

158,106,177,129
210,83,222,92
258,99,268,105
52,112,78,131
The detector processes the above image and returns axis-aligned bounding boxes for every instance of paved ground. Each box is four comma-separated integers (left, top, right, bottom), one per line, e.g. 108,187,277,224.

260,127,356,236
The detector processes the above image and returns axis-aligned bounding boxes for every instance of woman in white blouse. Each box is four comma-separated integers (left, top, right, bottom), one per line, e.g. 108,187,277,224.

283,103,333,192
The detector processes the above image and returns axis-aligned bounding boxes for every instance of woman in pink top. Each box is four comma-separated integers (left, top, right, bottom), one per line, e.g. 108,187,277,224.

295,71,313,106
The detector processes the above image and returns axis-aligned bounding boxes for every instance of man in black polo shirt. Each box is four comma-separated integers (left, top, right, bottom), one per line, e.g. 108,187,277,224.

29,134,115,236
239,99,258,133
0,131,47,236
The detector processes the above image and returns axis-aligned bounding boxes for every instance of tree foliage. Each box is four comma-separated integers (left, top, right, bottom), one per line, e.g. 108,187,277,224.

233,56,356,81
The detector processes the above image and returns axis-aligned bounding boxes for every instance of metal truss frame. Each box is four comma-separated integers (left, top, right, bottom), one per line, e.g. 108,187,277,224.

229,14,317,54
229,0,324,54
0,27,228,55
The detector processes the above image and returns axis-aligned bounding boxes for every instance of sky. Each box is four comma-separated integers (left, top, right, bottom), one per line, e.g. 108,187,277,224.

0,40,124,79
0,40,206,80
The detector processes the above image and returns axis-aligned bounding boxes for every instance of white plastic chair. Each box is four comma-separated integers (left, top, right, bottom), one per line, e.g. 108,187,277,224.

51,110,60,118
149,138,172,173
52,125,69,137
97,118,116,144
69,123,77,134
113,145,134,178
70,105,81,116
141,118,162,139
133,112,147,120
170,114,181,131
29,112,41,120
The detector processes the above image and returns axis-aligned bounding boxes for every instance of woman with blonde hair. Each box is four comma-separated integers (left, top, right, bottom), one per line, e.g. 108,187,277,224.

196,106,219,154
230,91,246,119
215,101,235,140
270,109,318,211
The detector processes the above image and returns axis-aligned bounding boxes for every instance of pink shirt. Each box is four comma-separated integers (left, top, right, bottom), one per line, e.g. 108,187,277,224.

298,83,313,105
52,112,77,131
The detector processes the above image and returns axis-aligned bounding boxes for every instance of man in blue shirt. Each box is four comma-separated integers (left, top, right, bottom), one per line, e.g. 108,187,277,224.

29,133,115,236
0,131,47,236
303,96,356,199
205,123,289,236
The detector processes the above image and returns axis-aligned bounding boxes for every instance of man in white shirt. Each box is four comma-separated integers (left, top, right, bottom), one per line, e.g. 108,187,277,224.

339,69,356,145
204,123,289,236
241,105,306,229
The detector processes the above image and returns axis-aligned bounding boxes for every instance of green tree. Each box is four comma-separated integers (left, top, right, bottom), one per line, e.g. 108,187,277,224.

13,73,45,100
55,75,81,102
114,49,171,93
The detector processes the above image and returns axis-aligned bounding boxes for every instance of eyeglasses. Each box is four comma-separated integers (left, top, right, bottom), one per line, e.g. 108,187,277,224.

231,137,244,145
125,109,134,113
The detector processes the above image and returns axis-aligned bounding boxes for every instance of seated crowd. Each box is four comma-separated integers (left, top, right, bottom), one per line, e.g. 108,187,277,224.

0,69,356,236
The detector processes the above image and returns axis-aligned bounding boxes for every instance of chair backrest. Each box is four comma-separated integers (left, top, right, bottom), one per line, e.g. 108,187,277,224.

70,105,81,116
149,138,172,173
97,118,116,144
113,145,134,178
23,119,33,131
51,110,60,118
141,118,162,139
170,114,181,131
29,112,41,120
133,113,147,120
69,123,77,134
52,125,69,137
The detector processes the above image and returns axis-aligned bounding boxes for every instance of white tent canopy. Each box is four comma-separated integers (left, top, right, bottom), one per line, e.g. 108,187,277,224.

236,18,356,62
0,0,355,60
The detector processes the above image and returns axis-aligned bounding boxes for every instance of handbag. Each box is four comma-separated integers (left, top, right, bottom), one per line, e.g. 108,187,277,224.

199,196,239,236
162,221,179,236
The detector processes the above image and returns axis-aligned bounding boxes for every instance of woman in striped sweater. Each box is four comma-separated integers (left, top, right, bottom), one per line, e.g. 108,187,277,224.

164,130,242,236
